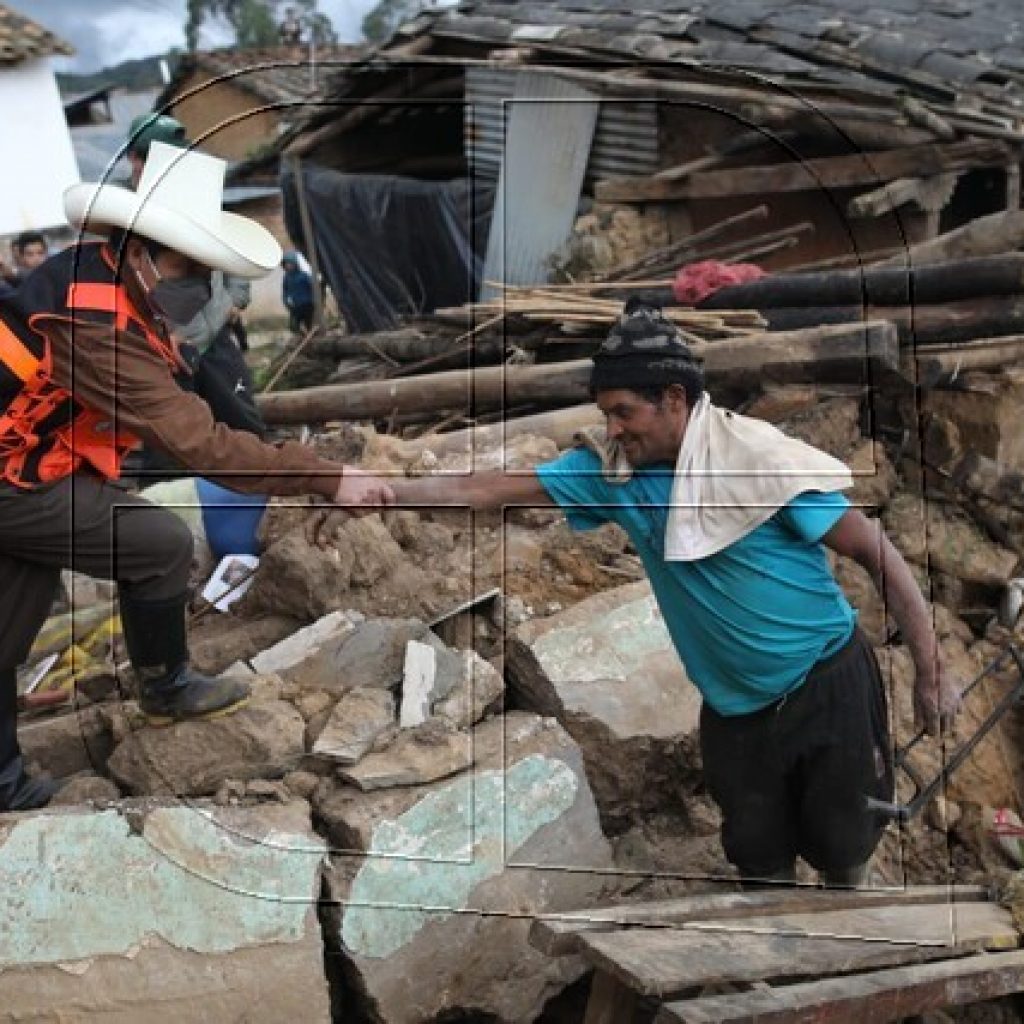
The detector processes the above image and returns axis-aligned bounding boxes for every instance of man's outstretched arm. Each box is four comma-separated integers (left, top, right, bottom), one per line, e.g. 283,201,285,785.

390,469,554,511
310,469,555,547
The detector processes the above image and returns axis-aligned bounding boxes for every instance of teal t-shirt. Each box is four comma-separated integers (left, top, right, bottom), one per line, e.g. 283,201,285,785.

535,447,856,716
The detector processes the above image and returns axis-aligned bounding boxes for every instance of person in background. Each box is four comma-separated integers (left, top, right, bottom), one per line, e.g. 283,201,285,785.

280,6,303,44
0,231,49,294
281,251,315,334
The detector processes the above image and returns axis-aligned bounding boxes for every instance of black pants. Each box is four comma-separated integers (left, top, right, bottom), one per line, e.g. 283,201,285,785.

0,474,193,671
700,628,894,877
289,304,314,334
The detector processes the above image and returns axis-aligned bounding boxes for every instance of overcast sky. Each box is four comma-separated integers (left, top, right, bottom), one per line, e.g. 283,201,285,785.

7,0,382,73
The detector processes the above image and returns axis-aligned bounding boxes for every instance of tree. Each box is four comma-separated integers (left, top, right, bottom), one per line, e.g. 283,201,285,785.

361,0,428,44
185,0,337,51
292,0,337,44
235,0,278,47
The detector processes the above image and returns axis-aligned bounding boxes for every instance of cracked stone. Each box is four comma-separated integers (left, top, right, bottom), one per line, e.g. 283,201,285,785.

507,581,703,832
0,800,329,1022
317,712,615,1024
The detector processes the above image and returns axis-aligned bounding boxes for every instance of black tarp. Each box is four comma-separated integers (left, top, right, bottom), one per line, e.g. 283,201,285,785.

281,162,494,333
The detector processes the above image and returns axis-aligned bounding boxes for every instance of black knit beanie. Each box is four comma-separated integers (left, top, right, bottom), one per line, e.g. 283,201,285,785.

589,299,705,403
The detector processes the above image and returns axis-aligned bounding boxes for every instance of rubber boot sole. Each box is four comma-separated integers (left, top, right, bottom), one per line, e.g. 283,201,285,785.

143,694,250,728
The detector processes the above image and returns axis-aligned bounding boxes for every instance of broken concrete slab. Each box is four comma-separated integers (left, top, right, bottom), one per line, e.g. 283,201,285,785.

507,581,703,831
107,700,305,797
399,640,436,728
283,617,444,694
312,687,395,765
250,609,362,676
336,720,471,792
0,800,329,1022
318,712,615,1024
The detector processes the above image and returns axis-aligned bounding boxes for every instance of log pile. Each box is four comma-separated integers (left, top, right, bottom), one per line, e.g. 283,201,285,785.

258,322,898,427
688,216,1024,385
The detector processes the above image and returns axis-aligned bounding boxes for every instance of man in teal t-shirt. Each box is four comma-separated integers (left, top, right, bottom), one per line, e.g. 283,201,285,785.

389,302,962,887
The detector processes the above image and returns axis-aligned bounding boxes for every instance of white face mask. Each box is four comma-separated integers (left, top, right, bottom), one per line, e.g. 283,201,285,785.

139,249,211,325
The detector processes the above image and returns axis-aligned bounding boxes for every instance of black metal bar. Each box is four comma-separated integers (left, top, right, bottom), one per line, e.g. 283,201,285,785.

867,644,1024,822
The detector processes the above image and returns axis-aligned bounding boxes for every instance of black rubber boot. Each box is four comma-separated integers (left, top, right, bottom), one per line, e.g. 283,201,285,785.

0,669,61,812
119,593,250,726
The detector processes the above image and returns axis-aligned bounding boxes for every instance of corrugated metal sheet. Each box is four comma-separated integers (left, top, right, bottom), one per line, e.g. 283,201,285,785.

480,73,600,297
465,66,658,182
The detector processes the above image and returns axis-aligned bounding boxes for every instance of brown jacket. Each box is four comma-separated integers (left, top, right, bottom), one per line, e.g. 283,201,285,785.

47,316,341,498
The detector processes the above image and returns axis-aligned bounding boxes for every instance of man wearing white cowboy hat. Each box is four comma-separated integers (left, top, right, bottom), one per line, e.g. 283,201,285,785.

0,142,394,812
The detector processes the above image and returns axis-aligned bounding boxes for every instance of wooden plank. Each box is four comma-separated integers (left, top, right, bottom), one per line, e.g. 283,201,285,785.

595,140,1009,202
575,901,1017,998
530,885,988,956
657,949,1024,1024
584,970,637,1024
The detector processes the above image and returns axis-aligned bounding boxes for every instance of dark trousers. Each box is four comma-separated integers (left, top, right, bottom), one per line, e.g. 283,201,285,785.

0,474,193,672
289,304,314,334
700,628,894,878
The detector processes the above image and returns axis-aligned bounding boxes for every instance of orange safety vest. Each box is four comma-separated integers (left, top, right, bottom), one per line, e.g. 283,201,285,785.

0,242,182,489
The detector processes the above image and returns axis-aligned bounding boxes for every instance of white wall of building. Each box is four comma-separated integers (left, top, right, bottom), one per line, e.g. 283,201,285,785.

0,59,80,235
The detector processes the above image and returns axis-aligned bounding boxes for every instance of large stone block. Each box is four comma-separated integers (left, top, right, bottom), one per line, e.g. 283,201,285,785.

317,712,616,1024
507,581,703,830
0,800,330,1022
108,700,305,796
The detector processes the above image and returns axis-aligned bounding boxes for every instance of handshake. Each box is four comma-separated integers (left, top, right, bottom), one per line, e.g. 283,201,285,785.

332,467,396,508
306,467,398,548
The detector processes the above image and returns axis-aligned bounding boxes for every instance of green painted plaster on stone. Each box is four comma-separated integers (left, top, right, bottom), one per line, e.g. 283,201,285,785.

530,593,668,683
0,808,324,967
341,754,577,958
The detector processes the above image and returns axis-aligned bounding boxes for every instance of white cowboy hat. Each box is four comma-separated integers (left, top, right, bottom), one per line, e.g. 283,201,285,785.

63,142,282,278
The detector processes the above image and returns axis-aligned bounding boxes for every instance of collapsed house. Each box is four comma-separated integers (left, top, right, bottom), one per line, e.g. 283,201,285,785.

275,0,1024,329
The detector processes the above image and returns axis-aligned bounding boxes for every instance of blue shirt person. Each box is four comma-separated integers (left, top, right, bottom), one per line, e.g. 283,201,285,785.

386,300,961,889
